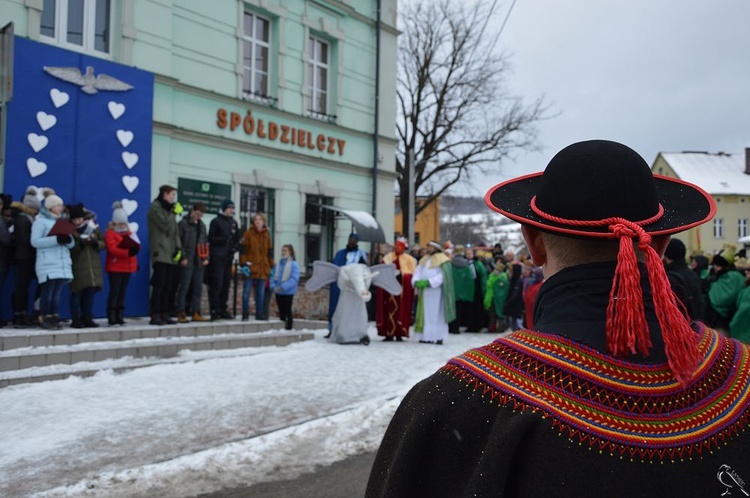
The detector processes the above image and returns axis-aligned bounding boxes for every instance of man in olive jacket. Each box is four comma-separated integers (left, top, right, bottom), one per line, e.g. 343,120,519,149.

207,198,239,320
147,185,182,325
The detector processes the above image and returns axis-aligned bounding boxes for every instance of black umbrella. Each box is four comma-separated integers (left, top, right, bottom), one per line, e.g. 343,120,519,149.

321,205,386,243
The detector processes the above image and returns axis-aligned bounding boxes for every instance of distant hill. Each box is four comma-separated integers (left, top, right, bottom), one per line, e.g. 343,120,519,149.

439,195,524,252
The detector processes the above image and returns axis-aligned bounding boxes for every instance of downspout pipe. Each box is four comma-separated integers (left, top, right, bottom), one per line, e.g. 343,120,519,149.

371,0,381,218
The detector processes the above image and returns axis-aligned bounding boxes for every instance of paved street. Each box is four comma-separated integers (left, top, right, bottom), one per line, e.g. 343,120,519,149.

196,451,376,498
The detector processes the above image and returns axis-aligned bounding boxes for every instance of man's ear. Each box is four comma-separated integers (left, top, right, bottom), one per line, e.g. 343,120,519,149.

521,225,547,267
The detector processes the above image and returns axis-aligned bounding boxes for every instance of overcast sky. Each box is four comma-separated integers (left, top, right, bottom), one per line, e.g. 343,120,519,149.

453,0,750,195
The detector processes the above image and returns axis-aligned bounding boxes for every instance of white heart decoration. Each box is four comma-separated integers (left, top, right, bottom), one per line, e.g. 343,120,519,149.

128,222,139,234
50,89,70,108
27,158,48,178
122,175,139,193
121,199,138,216
27,133,49,153
122,152,139,169
36,112,57,131
116,130,134,147
108,101,126,120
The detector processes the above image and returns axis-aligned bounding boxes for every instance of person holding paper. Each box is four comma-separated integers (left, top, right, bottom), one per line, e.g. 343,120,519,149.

68,203,104,328
30,189,74,330
104,202,139,326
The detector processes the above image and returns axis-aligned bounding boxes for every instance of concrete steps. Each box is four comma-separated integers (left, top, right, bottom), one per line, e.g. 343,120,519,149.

0,317,328,388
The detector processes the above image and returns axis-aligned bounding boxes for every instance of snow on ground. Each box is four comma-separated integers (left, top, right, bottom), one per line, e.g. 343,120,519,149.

0,326,505,498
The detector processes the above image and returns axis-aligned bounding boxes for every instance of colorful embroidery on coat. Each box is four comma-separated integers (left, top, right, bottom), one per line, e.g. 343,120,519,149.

442,328,750,461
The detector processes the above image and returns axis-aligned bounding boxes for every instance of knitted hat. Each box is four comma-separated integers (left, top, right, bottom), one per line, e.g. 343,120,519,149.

664,238,687,261
485,139,717,385
68,203,86,220
43,188,63,210
22,186,41,211
348,232,359,241
427,240,443,251
220,198,234,211
112,201,129,224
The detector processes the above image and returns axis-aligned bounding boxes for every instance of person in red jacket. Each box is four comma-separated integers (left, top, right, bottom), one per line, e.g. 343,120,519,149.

104,202,139,326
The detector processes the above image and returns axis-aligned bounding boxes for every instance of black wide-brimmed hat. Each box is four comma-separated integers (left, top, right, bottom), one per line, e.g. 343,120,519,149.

485,140,717,386
485,140,715,238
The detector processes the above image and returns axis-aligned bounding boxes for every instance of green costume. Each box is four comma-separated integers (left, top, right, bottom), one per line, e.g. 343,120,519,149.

730,285,750,342
484,271,509,318
708,270,745,318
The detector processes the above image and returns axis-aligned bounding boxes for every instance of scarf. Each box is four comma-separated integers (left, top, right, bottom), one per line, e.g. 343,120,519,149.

277,256,293,283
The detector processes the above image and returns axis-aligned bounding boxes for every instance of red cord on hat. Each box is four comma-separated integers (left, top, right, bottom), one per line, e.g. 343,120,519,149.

530,197,700,385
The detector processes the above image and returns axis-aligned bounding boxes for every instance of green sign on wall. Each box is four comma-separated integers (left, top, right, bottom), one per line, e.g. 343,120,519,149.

178,178,232,214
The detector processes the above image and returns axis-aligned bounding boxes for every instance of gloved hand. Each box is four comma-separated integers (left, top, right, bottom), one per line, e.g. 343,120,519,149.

415,279,429,289
89,237,100,247
173,202,184,215
273,286,282,294
56,234,72,245
128,246,140,256
172,249,182,262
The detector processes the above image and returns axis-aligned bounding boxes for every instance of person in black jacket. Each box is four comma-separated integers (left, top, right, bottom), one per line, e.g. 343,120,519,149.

663,238,704,321
207,198,239,320
0,194,13,327
502,263,523,331
10,187,40,328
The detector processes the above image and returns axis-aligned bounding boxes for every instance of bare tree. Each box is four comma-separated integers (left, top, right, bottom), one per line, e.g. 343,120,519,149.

397,0,548,237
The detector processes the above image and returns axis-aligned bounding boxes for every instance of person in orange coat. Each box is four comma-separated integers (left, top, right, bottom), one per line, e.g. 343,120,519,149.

239,212,273,320
377,237,417,341
104,202,139,326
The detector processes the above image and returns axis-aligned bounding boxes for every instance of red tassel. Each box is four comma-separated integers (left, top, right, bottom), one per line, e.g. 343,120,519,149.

529,199,700,385
606,225,651,357
643,245,700,385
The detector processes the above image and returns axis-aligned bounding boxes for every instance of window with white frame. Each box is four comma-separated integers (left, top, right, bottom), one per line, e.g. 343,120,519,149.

40,0,112,54
307,36,329,117
242,11,271,100
714,218,724,239
739,218,748,239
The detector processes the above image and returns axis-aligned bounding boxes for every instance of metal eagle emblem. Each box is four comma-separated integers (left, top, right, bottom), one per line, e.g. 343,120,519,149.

43,66,134,94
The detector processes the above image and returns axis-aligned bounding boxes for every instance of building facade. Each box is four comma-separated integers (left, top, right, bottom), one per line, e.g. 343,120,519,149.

0,0,399,317
652,150,750,257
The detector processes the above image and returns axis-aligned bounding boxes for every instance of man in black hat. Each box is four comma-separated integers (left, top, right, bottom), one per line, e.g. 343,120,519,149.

367,140,750,497
663,238,704,321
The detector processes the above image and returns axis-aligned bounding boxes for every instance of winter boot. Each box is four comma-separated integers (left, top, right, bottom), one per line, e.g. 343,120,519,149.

177,312,189,324
14,312,34,329
241,312,249,321
161,313,177,325
40,315,57,330
285,317,293,330
82,315,98,328
51,314,63,329
107,308,118,326
71,315,84,329
116,308,126,325
191,312,208,322
150,314,166,326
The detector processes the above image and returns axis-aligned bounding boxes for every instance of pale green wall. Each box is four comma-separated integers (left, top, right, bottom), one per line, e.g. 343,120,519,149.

0,0,400,257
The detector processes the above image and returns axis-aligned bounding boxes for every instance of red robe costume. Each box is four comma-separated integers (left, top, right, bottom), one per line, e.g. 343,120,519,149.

376,249,417,339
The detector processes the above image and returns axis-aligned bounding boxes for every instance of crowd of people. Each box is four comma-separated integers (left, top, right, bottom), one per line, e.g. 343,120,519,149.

0,185,299,330
2,181,748,346
371,232,750,347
